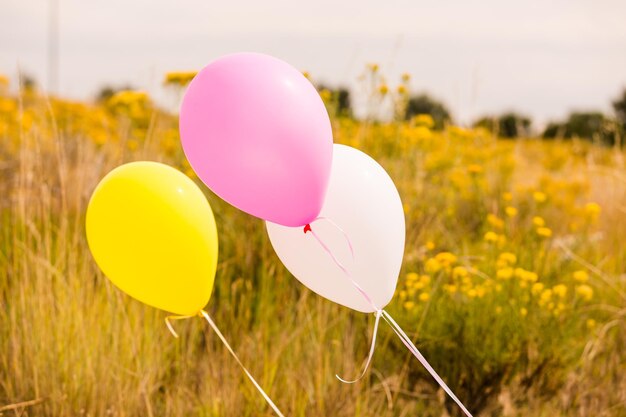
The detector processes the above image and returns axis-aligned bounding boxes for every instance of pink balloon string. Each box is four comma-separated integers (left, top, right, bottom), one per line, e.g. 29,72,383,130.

304,220,381,383
165,311,286,417
305,220,473,417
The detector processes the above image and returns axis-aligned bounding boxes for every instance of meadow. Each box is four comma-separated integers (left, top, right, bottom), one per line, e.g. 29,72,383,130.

1,70,625,417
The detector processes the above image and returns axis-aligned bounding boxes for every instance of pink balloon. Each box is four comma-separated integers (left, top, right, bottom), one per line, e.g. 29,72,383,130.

179,53,333,227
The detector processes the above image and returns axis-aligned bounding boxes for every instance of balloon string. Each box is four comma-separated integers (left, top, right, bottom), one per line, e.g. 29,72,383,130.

165,314,195,338
164,312,286,417
336,309,382,384
304,222,377,311
305,221,474,417
380,310,473,417
312,216,355,259
199,311,285,417
304,220,381,382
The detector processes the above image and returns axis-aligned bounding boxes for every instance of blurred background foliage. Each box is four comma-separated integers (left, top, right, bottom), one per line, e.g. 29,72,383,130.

0,66,625,417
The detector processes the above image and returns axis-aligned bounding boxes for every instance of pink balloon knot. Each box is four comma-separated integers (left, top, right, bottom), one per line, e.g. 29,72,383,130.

303,224,312,234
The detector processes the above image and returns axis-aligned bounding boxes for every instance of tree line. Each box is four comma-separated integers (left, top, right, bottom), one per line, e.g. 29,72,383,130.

322,85,626,145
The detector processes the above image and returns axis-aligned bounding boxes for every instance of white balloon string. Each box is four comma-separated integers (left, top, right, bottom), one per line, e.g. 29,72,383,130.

305,221,474,416
381,310,473,417
305,222,381,383
165,312,285,417
199,311,286,417
336,309,382,384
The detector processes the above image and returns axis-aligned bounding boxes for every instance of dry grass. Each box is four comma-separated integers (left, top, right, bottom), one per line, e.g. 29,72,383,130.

1,89,625,416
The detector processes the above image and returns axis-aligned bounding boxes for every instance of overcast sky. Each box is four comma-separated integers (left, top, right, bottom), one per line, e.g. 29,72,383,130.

2,0,626,125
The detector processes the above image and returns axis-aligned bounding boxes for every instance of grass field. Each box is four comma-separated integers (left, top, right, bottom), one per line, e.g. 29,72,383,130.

1,75,625,417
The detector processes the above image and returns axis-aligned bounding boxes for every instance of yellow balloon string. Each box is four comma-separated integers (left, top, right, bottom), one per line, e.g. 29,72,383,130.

164,314,196,338
164,311,286,417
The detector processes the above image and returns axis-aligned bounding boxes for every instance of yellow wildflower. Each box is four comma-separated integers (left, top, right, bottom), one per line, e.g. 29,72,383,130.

425,241,435,251
425,258,441,274
368,63,379,72
584,202,601,217
536,227,553,238
475,286,486,298
461,275,472,286
586,319,596,329
539,289,553,305
553,284,567,298
505,206,518,217
531,282,544,295
91,131,107,146
404,301,415,310
515,268,539,282
520,307,528,317
414,114,435,128
414,127,433,142
453,266,468,279
420,275,431,285
108,90,149,107
487,214,504,229
522,271,538,282
498,252,517,265
503,192,513,202
378,84,389,95
532,216,545,227
576,284,593,301
419,292,430,302
127,139,139,151
0,97,16,112
533,191,547,203
319,89,332,102
401,72,411,82
163,71,198,87
467,164,483,174
497,267,514,280
495,306,502,314
553,304,564,317
444,284,458,294
484,231,499,243
397,84,407,95
573,270,589,283
411,281,425,290
406,272,419,282
435,252,457,265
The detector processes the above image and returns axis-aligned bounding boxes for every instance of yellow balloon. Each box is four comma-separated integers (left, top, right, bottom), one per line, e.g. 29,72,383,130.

86,161,218,315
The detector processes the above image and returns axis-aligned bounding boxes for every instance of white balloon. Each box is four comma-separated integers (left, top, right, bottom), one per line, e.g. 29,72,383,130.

266,144,405,313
